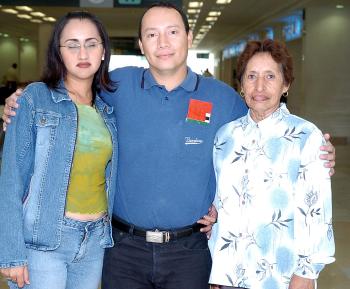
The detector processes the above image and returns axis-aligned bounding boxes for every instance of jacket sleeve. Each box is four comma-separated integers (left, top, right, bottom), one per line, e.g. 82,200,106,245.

293,127,335,279
0,92,35,268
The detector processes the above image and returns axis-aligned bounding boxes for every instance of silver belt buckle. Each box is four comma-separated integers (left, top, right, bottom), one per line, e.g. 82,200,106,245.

146,230,170,243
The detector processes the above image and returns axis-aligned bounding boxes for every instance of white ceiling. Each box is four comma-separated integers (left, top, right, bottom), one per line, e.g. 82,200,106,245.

0,0,341,53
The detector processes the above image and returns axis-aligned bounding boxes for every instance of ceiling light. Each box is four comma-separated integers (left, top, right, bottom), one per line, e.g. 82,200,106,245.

43,17,56,22
188,19,197,23
16,6,33,12
31,19,43,23
206,17,218,22
3,33,9,37
187,9,201,14
189,2,203,8
30,11,46,17
336,4,344,8
17,14,32,19
208,11,221,17
2,8,18,14
216,0,232,4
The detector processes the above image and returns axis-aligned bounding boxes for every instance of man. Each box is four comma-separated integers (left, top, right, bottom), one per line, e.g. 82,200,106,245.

1,2,335,289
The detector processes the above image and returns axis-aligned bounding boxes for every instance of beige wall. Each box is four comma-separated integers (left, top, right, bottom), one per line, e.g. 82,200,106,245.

302,3,350,140
0,38,39,84
0,38,19,84
37,23,53,78
285,39,303,116
217,2,350,142
0,22,53,85
19,41,38,83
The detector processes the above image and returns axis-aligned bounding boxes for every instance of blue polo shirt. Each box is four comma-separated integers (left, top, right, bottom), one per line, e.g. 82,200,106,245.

102,66,247,229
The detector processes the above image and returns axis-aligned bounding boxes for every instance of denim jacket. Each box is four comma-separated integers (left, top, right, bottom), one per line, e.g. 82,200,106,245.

0,81,118,268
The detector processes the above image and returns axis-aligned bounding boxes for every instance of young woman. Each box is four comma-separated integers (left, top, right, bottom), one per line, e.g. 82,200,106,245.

0,11,118,289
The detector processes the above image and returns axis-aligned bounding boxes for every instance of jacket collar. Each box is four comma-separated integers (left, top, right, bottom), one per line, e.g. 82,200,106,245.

50,79,71,103
50,79,114,114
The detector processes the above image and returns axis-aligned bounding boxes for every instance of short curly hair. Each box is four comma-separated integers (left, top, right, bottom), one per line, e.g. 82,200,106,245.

237,39,294,86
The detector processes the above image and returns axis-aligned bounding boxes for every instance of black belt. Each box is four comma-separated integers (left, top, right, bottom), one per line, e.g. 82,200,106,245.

112,217,204,243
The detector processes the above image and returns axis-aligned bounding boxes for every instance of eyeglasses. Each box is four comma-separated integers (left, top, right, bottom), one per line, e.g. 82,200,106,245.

59,41,103,53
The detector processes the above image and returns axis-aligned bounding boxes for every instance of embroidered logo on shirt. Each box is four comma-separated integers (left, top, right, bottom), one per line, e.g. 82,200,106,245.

184,137,203,145
186,99,213,125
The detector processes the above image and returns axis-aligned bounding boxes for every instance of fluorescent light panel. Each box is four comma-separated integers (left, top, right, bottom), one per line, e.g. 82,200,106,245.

2,8,18,14
30,11,46,17
15,6,33,12
188,9,201,14
43,17,56,22
189,2,203,8
209,11,221,16
216,0,232,4
31,19,43,23
206,16,218,21
17,14,32,19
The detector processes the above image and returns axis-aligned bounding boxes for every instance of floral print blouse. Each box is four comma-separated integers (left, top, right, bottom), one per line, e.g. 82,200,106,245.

209,104,335,289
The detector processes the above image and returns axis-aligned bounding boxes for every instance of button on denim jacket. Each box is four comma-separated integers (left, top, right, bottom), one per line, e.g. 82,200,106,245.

0,81,118,268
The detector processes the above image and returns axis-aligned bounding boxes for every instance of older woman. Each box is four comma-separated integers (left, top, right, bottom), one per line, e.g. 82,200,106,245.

209,39,335,289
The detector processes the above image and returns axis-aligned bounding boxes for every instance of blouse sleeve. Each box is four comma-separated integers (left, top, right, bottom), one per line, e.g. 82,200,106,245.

293,127,335,279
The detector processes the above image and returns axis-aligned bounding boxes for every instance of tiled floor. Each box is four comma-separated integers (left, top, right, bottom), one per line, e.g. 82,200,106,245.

0,145,349,289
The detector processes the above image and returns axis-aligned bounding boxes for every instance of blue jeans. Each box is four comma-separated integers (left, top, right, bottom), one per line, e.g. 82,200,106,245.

102,227,212,289
8,216,107,289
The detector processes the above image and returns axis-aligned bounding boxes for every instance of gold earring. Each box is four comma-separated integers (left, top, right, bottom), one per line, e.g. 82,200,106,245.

282,91,288,97
240,90,245,97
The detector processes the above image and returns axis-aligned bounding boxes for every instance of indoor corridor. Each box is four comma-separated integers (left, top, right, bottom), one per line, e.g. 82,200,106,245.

0,0,349,288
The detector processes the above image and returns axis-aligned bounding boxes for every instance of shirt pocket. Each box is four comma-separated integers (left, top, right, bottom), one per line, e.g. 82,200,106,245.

179,121,214,162
34,111,60,145
34,111,61,170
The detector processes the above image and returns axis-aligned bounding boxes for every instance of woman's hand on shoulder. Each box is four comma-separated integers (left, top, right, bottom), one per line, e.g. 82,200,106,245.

0,265,30,288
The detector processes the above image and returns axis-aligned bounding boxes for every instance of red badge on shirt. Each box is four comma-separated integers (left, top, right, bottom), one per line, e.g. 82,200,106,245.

186,99,213,125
